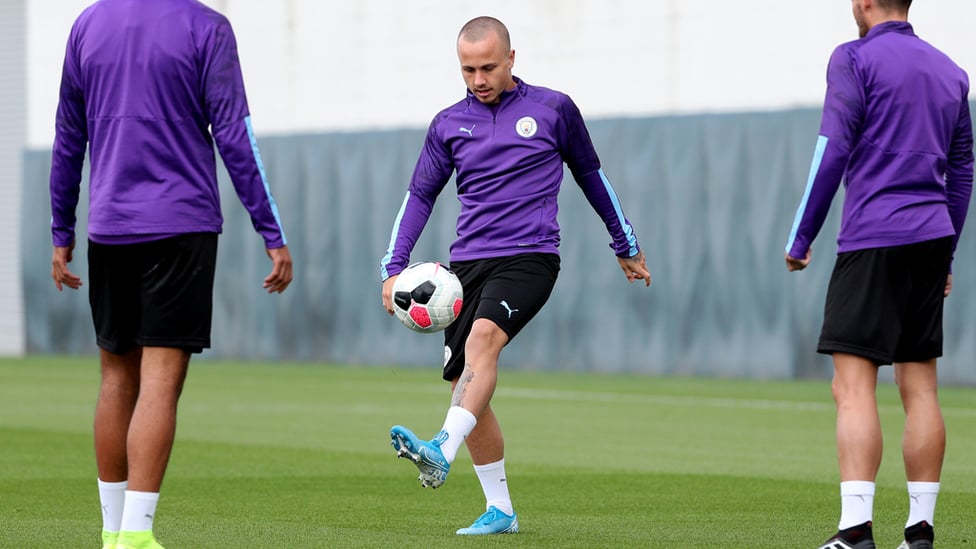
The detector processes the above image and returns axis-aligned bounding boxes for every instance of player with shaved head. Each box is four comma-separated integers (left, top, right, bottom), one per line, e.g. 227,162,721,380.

380,15,650,536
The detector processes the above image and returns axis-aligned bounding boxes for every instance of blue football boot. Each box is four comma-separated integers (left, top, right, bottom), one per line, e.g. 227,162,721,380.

456,506,519,535
390,425,450,488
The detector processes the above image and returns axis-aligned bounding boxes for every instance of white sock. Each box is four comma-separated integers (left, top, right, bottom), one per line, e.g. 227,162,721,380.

97,479,127,532
474,459,513,516
438,406,477,463
120,490,160,532
839,481,875,530
906,481,939,527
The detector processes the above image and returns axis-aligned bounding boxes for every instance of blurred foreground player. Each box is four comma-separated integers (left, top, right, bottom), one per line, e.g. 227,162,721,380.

50,1,293,547
784,1,972,547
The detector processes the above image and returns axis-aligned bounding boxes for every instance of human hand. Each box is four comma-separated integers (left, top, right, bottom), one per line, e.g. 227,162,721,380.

264,245,293,293
618,251,651,287
51,242,82,291
382,276,397,315
945,273,952,297
785,248,811,272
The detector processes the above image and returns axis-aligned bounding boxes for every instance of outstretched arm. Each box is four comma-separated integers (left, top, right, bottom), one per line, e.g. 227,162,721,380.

556,94,647,285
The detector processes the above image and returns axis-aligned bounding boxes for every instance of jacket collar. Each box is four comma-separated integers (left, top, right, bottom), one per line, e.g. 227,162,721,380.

465,76,524,110
864,20,915,40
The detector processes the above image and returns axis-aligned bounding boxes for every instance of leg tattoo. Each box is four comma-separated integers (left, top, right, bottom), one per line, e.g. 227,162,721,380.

451,365,475,407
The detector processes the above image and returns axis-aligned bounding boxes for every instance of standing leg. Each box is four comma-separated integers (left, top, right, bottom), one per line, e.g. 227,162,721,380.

833,353,883,484
95,347,141,545
465,405,514,517
118,346,190,548
95,348,142,482
125,347,190,492
450,320,517,534
895,359,944,482
830,352,881,545
895,359,942,545
463,402,504,465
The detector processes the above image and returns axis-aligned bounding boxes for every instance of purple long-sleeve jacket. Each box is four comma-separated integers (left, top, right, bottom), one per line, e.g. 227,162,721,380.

786,22,973,262
50,0,286,248
381,77,640,280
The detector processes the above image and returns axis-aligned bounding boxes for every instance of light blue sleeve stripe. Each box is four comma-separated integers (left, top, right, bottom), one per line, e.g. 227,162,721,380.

785,135,829,254
380,191,411,280
245,116,287,246
598,169,639,257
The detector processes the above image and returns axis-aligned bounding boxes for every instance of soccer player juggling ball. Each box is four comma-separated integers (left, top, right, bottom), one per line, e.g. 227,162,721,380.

784,1,973,548
379,16,650,536
50,1,293,548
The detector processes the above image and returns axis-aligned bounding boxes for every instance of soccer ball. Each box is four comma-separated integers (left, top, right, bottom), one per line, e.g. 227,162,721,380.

392,262,463,333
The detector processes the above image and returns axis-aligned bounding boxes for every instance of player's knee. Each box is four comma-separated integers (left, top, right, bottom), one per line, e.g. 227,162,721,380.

830,377,872,406
465,319,508,356
898,384,939,409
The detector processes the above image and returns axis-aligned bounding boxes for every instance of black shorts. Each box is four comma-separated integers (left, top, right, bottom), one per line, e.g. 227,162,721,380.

88,233,218,354
442,253,560,380
817,237,951,365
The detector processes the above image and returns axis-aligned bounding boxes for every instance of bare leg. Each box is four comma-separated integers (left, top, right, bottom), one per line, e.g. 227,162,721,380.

895,359,944,482
450,318,508,466
125,347,190,492
94,348,142,482
832,352,882,482
465,404,504,465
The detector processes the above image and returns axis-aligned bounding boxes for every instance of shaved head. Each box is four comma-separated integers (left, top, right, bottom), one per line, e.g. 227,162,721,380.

455,16,516,104
458,16,511,52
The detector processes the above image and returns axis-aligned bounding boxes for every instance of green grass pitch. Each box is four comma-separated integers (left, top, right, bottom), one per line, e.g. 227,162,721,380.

1,356,975,548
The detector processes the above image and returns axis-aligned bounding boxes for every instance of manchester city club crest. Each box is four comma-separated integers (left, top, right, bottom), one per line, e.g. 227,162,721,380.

515,116,538,138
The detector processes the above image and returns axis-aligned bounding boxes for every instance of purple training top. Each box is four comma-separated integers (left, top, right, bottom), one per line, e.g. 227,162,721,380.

786,21,973,261
50,0,286,248
381,77,640,280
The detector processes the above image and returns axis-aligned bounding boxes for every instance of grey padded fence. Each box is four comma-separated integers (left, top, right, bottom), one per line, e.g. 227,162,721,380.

21,107,976,383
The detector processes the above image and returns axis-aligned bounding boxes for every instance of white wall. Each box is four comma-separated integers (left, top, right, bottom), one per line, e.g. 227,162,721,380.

27,0,976,147
13,0,976,360
0,0,25,355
